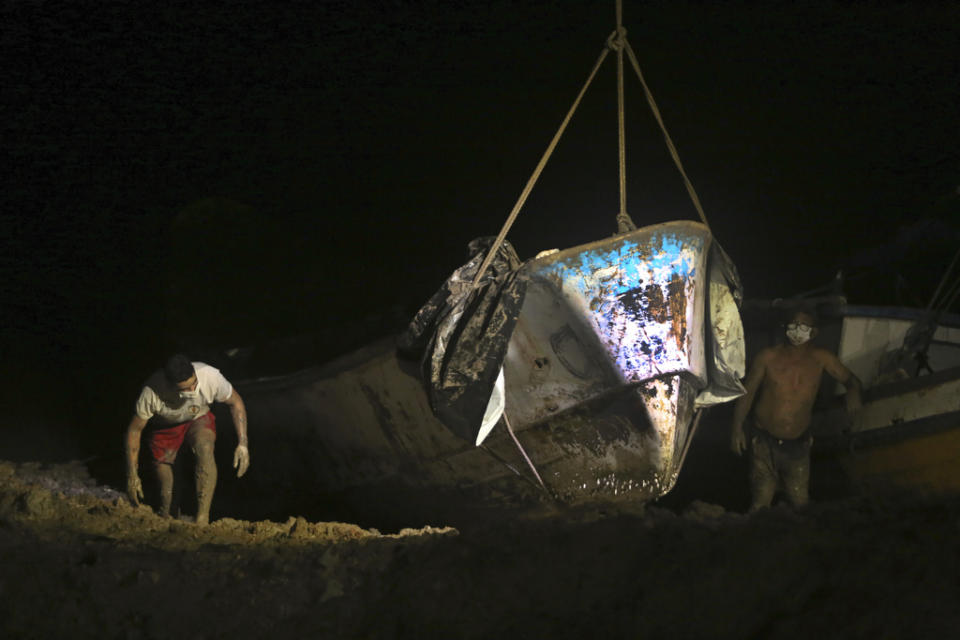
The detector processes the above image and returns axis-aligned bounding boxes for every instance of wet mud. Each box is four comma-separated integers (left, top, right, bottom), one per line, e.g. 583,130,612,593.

3,458,960,639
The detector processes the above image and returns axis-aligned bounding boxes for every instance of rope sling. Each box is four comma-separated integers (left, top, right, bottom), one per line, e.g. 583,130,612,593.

473,0,711,495
472,0,711,288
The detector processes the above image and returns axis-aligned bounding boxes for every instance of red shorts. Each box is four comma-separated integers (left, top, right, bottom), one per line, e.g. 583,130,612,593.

148,412,216,464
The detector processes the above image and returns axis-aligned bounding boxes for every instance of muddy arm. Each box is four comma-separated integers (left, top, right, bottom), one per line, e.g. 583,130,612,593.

224,390,250,477
842,374,862,415
823,352,863,415
124,415,148,504
224,390,248,445
731,351,768,455
125,415,148,477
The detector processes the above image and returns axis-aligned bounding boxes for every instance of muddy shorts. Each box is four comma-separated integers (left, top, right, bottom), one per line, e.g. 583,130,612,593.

749,428,812,508
148,412,216,464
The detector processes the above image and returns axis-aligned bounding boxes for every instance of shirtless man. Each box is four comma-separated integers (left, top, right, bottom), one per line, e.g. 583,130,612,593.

125,354,250,524
731,308,861,511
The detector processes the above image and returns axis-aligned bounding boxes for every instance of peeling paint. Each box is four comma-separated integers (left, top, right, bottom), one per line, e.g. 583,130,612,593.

534,230,703,385
240,222,746,513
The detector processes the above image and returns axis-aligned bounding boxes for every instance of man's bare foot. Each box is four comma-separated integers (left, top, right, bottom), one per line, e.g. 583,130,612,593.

195,513,209,526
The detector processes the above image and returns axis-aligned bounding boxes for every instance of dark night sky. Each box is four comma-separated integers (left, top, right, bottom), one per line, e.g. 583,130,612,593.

3,1,959,452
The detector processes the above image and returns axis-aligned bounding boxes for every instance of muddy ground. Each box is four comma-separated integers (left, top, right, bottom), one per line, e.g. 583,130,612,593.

3,458,960,639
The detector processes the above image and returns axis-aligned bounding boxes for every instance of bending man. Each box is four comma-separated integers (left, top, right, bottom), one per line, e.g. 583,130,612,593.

125,354,250,524
731,308,861,511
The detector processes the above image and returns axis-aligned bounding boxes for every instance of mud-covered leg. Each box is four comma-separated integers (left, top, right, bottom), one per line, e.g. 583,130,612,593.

748,435,777,512
188,423,217,525
782,448,811,508
153,462,175,517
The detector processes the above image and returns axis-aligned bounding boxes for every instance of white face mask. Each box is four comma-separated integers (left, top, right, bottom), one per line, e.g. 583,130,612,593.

175,375,200,399
786,322,813,346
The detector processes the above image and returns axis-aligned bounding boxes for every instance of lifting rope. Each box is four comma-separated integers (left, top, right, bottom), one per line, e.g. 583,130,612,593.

468,0,715,495
472,0,711,287
503,412,547,490
471,45,611,287
612,1,635,233
927,245,960,312
624,40,710,230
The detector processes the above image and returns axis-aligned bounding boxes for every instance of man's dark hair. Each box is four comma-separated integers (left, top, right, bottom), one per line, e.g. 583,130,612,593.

779,302,819,327
784,304,819,326
163,353,195,384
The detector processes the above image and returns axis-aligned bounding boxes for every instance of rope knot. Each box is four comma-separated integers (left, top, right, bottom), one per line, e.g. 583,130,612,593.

616,211,637,233
606,26,627,52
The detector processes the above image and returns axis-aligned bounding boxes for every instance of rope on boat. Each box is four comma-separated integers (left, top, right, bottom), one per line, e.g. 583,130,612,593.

675,409,703,474
624,39,710,229
471,44,611,287
611,0,636,233
479,445,544,492
927,245,960,312
478,414,553,498
503,412,547,490
942,278,960,312
473,0,712,286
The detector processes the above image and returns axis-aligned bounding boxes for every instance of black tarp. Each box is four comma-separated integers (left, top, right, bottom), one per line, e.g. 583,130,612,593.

397,238,527,441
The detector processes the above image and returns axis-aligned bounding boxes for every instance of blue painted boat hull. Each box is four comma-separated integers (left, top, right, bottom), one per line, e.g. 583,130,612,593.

235,221,745,516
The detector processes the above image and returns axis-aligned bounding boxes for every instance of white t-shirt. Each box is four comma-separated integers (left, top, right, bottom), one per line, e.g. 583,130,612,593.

135,362,233,425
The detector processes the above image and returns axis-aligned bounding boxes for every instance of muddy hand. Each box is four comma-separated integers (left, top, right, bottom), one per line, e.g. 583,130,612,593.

233,444,250,478
127,474,144,506
730,428,746,456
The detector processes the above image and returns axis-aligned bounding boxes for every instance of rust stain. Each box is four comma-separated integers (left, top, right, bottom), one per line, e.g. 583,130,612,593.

666,273,687,351
642,283,668,323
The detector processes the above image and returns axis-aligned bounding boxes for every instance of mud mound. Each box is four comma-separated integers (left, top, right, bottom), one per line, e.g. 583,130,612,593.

0,460,453,547
3,459,960,639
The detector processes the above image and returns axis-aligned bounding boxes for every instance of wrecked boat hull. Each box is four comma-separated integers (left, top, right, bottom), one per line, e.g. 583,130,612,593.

815,372,960,495
793,305,960,495
236,221,745,516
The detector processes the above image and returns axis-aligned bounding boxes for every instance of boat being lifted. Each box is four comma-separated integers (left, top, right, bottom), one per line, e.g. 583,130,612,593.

231,2,747,522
